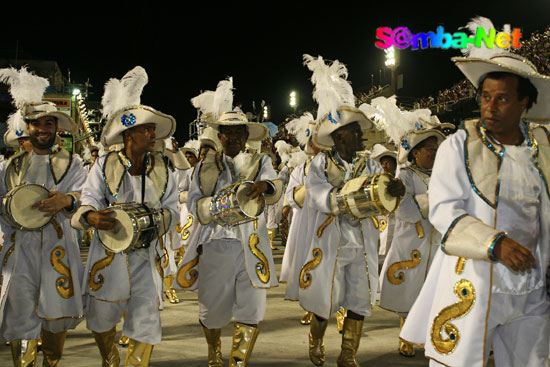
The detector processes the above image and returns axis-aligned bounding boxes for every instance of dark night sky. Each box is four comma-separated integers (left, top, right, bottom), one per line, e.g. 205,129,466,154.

1,1,548,143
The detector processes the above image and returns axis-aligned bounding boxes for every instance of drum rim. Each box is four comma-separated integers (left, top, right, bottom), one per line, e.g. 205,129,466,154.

3,183,52,230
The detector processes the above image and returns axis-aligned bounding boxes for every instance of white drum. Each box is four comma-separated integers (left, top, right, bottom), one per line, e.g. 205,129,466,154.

337,173,400,219
97,202,165,253
2,184,52,230
209,181,265,227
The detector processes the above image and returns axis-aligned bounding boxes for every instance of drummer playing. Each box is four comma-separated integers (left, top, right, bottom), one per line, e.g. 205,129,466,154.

0,66,87,367
71,66,179,367
186,108,282,367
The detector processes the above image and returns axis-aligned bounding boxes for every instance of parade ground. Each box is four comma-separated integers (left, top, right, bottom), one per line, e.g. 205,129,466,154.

0,240,498,367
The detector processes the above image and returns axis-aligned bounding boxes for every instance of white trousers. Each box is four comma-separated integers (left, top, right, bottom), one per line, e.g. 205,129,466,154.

330,247,372,317
86,249,162,345
198,239,266,329
430,287,550,367
1,242,81,341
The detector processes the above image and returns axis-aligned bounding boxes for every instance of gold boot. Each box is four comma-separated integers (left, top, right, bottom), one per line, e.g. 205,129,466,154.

92,327,120,367
398,317,415,357
229,323,259,367
10,339,38,367
201,325,224,367
163,275,179,304
309,316,328,366
335,307,347,334
125,339,154,367
336,318,363,367
300,311,313,325
40,329,67,367
267,228,276,250
118,335,130,347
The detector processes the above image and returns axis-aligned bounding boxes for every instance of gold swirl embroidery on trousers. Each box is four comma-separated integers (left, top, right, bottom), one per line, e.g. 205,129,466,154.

50,218,63,239
176,256,199,288
455,257,466,275
317,214,333,238
379,218,387,232
370,216,379,229
0,235,16,290
431,279,476,355
51,246,74,298
248,233,270,284
88,250,116,291
179,215,194,241
299,248,323,289
386,249,422,285
415,221,424,238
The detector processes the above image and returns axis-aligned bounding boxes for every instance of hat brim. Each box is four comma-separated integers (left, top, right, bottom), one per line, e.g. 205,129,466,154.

453,56,550,123
397,129,446,164
25,111,76,133
208,121,268,141
4,130,29,148
313,107,374,149
101,105,176,147
371,150,397,163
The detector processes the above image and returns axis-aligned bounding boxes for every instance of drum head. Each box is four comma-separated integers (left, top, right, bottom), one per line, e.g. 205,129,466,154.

11,184,51,229
236,182,263,217
98,209,134,253
376,173,398,212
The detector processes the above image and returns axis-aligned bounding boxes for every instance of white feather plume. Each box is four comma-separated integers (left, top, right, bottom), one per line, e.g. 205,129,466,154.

191,77,234,121
0,66,49,108
102,66,148,120
274,140,293,165
367,96,432,145
285,112,314,147
303,54,355,121
6,110,27,135
288,148,307,169
459,16,512,58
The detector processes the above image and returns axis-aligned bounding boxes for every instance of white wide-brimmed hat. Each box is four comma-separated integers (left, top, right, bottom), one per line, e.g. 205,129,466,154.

453,52,550,122
370,143,397,163
200,126,222,151
451,16,550,122
4,110,29,148
397,128,446,165
208,111,268,141
180,139,200,158
100,66,176,146
285,112,322,154
0,66,75,135
303,54,373,149
313,106,373,149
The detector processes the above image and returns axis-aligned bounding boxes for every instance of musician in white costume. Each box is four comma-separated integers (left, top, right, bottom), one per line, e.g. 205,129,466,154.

369,143,397,270
71,66,178,367
378,125,445,357
298,54,405,367
400,20,550,367
182,77,282,365
159,137,191,305
0,67,86,367
280,114,321,326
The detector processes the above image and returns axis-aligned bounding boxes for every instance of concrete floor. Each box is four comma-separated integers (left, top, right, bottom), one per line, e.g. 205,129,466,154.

1,241,499,366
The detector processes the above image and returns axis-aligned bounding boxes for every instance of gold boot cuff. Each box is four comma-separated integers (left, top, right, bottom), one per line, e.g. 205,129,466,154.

229,323,259,367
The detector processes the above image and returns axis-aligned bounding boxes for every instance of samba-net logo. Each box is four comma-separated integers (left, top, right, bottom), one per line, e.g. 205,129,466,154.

375,26,522,50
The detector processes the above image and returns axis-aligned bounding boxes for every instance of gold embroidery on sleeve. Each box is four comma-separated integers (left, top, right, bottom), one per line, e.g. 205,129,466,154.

249,233,270,284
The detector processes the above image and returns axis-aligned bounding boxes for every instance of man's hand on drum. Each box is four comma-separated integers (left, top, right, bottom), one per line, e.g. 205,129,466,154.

386,178,406,198
247,181,270,201
33,191,74,216
85,209,119,231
